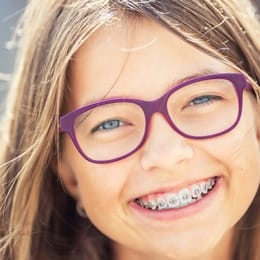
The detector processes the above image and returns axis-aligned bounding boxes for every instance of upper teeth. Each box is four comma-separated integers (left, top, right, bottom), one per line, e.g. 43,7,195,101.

136,177,216,211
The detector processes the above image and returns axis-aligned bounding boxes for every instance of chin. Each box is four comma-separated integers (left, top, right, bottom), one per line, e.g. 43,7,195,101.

135,229,229,260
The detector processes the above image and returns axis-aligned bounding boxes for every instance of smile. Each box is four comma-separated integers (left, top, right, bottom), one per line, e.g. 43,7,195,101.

135,177,217,211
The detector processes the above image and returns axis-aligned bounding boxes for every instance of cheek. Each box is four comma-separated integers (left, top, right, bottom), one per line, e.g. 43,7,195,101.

201,112,260,215
62,136,127,202
73,159,130,217
226,128,260,196
74,162,135,237
204,97,260,177
61,135,134,230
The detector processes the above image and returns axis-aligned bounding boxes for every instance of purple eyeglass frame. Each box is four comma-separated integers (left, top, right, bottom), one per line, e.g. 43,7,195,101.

60,73,250,164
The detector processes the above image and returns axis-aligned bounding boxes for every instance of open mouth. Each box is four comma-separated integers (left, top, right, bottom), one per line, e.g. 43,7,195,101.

134,177,218,211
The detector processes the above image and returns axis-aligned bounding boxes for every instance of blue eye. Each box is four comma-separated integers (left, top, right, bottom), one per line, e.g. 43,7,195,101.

188,95,222,107
92,119,125,133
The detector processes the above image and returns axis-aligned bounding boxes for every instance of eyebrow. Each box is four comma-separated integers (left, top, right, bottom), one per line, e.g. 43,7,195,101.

167,69,215,90
74,69,217,128
83,69,217,106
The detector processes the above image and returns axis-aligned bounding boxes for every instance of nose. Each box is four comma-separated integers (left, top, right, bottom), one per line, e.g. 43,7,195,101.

140,113,194,172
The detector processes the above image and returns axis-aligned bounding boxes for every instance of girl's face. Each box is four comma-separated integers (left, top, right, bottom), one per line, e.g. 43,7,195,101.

58,19,260,260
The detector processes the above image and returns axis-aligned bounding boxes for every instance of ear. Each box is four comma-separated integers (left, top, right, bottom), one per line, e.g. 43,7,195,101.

52,156,80,200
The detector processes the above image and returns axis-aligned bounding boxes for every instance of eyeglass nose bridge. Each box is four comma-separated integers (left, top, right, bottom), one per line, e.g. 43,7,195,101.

138,93,183,139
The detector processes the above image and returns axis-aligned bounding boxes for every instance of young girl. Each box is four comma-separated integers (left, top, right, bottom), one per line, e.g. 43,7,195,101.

0,0,259,259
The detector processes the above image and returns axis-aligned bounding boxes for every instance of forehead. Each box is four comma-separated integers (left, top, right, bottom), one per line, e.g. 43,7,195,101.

67,17,231,110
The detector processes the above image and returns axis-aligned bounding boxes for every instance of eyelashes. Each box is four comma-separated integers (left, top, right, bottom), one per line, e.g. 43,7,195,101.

185,95,223,108
91,119,129,133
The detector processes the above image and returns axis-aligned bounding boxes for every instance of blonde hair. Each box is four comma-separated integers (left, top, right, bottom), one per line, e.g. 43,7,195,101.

0,0,259,259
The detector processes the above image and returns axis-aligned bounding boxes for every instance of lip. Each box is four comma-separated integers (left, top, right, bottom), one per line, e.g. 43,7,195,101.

129,176,223,221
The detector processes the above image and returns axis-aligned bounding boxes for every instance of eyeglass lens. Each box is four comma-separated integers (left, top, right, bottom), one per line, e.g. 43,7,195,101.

74,78,239,161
